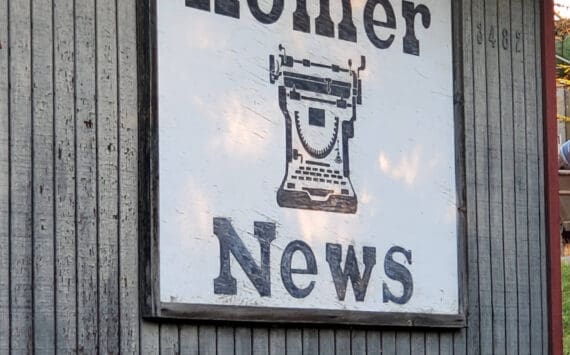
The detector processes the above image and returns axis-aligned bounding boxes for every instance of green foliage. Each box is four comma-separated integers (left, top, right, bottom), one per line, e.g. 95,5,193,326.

557,36,570,60
563,262,570,354
556,20,570,82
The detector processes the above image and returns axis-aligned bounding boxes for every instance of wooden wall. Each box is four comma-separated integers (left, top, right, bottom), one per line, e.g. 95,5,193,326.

0,0,550,353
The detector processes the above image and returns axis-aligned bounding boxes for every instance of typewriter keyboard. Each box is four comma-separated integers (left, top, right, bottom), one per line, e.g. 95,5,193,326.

290,165,347,186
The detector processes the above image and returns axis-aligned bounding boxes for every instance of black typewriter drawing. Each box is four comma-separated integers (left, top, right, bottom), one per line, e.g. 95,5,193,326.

269,45,365,214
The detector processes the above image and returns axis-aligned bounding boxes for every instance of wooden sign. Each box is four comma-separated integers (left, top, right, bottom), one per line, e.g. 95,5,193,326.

140,0,464,326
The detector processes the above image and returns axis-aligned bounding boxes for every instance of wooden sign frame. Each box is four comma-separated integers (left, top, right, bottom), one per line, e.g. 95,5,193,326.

137,0,467,327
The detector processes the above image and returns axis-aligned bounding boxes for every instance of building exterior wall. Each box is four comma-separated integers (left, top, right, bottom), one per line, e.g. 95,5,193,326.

0,0,549,353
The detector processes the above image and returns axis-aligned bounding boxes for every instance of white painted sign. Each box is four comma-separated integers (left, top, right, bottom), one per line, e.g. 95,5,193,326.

156,0,458,319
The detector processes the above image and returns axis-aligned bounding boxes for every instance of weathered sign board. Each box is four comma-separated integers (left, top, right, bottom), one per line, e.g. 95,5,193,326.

143,0,463,326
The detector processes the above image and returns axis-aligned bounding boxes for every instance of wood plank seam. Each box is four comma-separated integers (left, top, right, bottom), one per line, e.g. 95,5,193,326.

94,0,101,348
534,0,548,352
6,1,11,351
9,0,34,351
471,0,487,351
522,0,542,351
30,0,37,350
505,0,519,352
531,3,545,348
73,0,79,349
534,2,544,353
510,0,523,350
523,2,531,350
50,0,58,349
115,0,122,351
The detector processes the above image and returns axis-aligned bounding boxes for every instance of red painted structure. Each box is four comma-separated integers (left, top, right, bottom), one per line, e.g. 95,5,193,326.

541,0,563,353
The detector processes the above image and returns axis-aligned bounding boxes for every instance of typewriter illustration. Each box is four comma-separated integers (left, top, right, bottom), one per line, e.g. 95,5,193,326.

269,46,365,214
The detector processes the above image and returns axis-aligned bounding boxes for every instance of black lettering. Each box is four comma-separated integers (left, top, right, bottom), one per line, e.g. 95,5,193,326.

248,0,284,24
213,218,275,296
315,0,334,37
382,246,413,304
186,0,210,12
216,0,240,18
293,0,310,32
338,0,357,42
280,240,317,298
402,1,431,56
326,243,376,301
363,0,396,49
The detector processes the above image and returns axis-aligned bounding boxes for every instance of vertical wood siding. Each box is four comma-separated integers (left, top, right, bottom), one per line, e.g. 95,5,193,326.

54,0,77,352
0,0,10,353
0,0,550,353
32,0,55,352
0,1,10,353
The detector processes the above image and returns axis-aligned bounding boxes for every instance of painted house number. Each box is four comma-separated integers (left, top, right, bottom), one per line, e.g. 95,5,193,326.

476,23,523,52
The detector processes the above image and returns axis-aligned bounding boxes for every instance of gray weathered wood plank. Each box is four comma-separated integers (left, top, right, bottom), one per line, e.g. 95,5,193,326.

217,326,234,355
302,328,318,354
140,322,160,354
318,329,334,355
411,332,425,355
9,0,34,353
463,0,479,352
160,324,180,355
450,329,468,355
484,0,507,351
424,332,438,355
252,328,269,355
440,333,453,355
452,330,466,355
270,328,286,355
0,0,9,349
179,325,198,355
199,326,217,354
54,0,78,352
31,0,56,352
96,0,120,352
512,0,531,352
286,328,302,355
334,329,350,355
534,0,548,352
381,331,396,354
366,331,381,354
117,0,140,353
498,0,519,352
472,0,494,352
522,0,543,353
235,327,252,355
351,330,366,355
434,332,448,354
395,332,411,355
75,0,98,352
0,0,9,351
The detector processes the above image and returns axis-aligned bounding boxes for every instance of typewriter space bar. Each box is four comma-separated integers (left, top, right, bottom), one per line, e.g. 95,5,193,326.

302,188,333,197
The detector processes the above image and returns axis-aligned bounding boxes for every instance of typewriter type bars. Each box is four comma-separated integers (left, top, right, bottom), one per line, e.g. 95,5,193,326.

269,46,365,214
